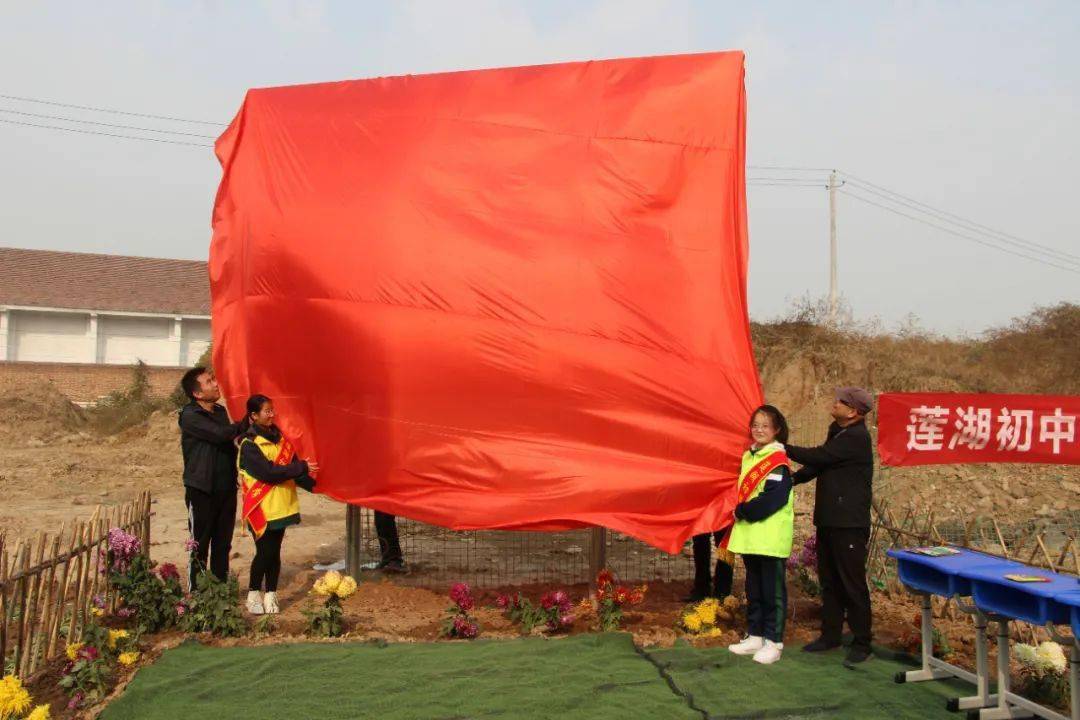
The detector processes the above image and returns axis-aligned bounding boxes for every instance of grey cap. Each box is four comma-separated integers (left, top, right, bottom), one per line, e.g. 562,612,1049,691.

835,386,874,415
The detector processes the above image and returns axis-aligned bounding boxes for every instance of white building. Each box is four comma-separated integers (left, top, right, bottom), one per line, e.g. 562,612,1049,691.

0,247,211,368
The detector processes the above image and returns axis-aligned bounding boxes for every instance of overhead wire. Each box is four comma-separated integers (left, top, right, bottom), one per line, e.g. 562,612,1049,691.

0,93,226,126
838,188,1080,275
0,118,215,148
840,172,1080,264
0,108,218,139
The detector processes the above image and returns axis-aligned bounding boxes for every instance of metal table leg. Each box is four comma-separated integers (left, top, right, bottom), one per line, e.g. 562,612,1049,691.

1046,625,1079,720
898,593,956,683
975,618,1034,720
947,600,998,712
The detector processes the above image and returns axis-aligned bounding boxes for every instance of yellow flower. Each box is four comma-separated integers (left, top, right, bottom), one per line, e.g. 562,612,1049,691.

321,571,342,593
682,613,703,633
90,607,105,617
0,674,32,719
27,704,52,720
118,652,140,667
705,627,724,638
694,602,717,626
334,575,358,599
65,643,83,661
107,629,129,649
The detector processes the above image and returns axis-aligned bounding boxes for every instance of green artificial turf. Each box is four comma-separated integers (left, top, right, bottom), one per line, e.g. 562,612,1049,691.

102,635,975,720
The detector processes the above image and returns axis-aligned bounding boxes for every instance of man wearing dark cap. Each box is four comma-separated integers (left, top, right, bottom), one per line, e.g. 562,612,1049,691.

787,387,875,666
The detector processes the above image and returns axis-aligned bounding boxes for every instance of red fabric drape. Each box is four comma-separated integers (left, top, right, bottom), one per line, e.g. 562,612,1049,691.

209,51,760,553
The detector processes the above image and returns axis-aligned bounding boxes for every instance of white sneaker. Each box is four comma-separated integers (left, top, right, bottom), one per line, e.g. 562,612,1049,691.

263,591,280,614
753,640,784,665
728,635,764,656
246,591,265,615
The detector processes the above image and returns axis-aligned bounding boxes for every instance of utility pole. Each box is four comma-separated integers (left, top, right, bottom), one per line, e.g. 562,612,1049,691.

828,169,838,323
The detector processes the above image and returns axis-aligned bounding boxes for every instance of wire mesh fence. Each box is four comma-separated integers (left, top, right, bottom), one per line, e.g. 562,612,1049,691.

350,509,697,588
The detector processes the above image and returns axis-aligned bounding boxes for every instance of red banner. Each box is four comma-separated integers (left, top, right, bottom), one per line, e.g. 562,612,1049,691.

878,393,1080,466
209,52,760,554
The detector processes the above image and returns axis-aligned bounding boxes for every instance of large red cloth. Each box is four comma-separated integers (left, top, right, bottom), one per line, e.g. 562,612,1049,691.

209,52,760,553
878,392,1080,466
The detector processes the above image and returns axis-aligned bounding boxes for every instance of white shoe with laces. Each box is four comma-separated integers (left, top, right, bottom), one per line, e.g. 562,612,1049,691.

246,591,265,615
753,640,784,665
263,591,280,614
728,635,764,656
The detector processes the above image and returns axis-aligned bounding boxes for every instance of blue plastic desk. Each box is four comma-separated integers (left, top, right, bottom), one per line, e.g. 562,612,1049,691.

959,564,1080,626
888,547,1023,712
887,547,1020,598
1055,591,1080,640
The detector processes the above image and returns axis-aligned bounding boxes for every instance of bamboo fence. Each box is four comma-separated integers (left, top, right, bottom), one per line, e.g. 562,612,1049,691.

0,491,151,679
868,497,1080,644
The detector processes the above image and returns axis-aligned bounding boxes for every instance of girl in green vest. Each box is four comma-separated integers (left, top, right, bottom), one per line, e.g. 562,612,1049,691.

238,394,318,615
726,405,793,664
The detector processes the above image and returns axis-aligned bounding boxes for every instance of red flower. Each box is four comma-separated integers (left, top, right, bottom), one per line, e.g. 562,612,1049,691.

157,562,180,581
615,588,629,605
597,569,615,588
449,582,474,611
496,594,512,609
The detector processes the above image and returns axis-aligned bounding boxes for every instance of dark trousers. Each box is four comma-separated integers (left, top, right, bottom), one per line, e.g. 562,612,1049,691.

743,554,787,643
817,526,873,652
185,486,237,588
691,531,734,598
374,511,403,564
249,528,285,592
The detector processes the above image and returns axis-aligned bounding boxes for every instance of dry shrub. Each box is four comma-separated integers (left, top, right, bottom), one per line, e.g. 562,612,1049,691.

88,362,170,435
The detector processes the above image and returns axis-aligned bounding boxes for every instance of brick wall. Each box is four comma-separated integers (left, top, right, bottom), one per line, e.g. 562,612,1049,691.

0,361,186,404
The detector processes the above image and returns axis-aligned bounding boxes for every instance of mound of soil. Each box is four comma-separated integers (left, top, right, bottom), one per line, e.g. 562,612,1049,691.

0,378,86,443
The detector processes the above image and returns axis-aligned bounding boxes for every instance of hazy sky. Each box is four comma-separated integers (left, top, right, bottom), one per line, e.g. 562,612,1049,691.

2,1,1077,335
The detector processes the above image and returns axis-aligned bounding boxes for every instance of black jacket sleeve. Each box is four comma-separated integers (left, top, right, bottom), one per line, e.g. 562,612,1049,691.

734,466,792,522
792,465,820,486
294,472,317,493
786,430,864,470
239,440,309,485
180,408,246,445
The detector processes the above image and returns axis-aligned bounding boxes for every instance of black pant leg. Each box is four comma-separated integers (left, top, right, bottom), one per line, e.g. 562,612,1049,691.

712,530,733,598
743,555,764,638
758,557,787,643
248,542,266,593
374,511,402,563
690,533,712,595
815,527,844,644
185,487,215,588
713,559,734,599
832,527,873,652
208,490,236,582
264,529,284,592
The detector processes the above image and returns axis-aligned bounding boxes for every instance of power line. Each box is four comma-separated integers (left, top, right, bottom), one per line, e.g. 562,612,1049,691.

0,93,227,127
748,165,834,172
840,170,1078,264
0,108,218,139
0,118,215,148
748,181,827,187
839,188,1080,275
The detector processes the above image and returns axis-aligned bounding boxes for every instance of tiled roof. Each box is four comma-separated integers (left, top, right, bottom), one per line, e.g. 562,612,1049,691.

0,247,210,315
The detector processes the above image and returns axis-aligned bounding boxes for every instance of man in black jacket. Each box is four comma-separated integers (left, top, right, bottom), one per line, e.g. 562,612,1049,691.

787,387,875,665
178,367,248,588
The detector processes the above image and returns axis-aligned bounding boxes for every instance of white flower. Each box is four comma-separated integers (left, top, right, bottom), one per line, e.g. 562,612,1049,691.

1036,641,1067,674
1014,643,1038,669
